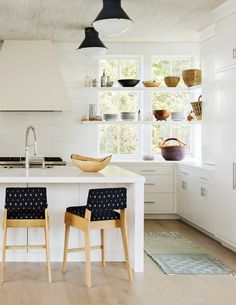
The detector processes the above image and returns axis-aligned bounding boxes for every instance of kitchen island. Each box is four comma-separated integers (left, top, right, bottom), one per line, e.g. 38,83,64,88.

0,164,145,272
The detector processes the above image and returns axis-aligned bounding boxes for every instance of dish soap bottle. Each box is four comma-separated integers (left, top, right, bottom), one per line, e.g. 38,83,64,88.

101,69,107,87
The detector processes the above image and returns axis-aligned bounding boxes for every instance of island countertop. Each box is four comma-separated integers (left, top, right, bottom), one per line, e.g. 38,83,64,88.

0,164,145,184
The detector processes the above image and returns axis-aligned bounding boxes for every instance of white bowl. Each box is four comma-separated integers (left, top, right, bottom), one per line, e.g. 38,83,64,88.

171,112,185,121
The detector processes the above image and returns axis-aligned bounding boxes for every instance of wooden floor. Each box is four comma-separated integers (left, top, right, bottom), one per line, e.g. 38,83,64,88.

1,219,236,305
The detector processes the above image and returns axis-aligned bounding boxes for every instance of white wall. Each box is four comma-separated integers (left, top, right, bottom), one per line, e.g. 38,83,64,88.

200,36,217,165
0,41,200,160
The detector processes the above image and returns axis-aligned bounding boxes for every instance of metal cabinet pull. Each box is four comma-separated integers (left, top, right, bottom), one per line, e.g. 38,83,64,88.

201,187,206,197
182,181,187,189
233,48,236,59
141,170,156,172
144,201,156,204
199,176,208,181
145,183,155,186
233,163,236,190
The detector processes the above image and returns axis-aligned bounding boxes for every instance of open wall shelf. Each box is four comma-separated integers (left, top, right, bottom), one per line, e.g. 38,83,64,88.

79,85,202,93
81,120,201,126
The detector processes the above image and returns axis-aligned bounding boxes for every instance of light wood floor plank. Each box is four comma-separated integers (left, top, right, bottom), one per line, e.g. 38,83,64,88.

0,220,236,305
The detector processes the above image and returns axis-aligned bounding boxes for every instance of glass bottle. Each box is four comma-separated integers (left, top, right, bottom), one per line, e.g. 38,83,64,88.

101,69,107,87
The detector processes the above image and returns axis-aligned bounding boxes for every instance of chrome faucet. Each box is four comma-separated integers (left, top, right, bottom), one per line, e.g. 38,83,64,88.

25,125,37,169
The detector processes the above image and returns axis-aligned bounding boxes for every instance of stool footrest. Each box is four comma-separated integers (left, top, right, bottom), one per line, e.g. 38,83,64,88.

6,245,46,250
68,245,102,253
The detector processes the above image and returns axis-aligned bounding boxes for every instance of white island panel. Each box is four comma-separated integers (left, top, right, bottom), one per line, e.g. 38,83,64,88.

0,165,145,272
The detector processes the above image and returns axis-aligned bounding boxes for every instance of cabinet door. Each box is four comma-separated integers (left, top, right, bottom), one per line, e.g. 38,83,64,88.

177,177,192,220
195,182,214,233
215,68,236,244
216,12,236,70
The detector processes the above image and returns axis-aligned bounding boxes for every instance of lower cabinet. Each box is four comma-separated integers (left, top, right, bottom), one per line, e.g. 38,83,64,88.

177,165,215,234
115,163,175,214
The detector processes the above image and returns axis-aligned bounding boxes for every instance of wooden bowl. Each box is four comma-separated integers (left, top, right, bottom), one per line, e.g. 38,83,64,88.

182,69,202,87
153,110,170,121
71,154,112,172
164,76,180,87
143,81,161,87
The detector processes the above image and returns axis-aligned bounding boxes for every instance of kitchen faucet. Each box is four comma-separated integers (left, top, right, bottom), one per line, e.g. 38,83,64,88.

25,125,37,169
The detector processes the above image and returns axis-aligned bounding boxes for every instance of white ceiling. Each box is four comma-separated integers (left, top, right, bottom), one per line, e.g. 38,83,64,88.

0,0,225,43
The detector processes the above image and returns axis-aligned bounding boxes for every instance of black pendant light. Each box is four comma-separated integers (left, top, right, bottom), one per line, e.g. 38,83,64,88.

92,0,133,37
77,27,108,56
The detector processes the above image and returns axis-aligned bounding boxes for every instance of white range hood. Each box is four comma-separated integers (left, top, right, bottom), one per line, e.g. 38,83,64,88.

0,40,71,111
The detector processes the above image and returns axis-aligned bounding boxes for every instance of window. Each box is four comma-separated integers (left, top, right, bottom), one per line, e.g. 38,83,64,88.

151,56,195,154
99,58,139,83
98,56,200,159
98,58,141,157
152,57,192,86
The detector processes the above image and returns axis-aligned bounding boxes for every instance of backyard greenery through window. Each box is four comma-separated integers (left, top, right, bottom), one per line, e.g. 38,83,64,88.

98,56,198,157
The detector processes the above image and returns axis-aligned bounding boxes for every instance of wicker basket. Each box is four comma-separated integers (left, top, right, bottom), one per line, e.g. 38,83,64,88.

191,95,202,120
182,69,202,87
164,76,180,87
71,154,112,172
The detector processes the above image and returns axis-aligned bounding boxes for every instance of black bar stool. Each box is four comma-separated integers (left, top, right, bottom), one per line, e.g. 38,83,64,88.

62,187,132,287
1,187,51,283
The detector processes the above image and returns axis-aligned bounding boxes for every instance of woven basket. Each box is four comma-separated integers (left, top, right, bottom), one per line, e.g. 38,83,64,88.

164,76,180,87
191,95,202,120
182,69,202,87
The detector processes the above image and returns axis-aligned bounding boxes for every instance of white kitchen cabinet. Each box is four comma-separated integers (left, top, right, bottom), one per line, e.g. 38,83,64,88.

214,66,236,246
115,163,174,214
177,176,192,220
215,11,236,71
177,166,215,234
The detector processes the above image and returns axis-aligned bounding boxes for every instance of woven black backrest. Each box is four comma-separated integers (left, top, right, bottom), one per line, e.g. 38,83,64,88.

86,188,127,212
5,187,47,211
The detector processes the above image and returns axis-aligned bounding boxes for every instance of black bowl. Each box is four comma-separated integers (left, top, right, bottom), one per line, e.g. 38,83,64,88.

118,79,140,87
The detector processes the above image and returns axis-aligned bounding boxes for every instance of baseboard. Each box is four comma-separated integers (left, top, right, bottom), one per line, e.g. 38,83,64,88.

180,217,215,239
144,213,180,220
180,217,236,253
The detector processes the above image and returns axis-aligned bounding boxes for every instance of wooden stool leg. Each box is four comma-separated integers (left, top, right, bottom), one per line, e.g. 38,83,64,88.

120,210,133,282
45,211,52,283
101,229,105,267
62,224,70,272
84,229,91,287
1,210,7,283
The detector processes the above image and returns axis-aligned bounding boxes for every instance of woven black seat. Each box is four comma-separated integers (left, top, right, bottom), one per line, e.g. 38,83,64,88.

66,206,120,221
5,187,47,219
66,187,127,221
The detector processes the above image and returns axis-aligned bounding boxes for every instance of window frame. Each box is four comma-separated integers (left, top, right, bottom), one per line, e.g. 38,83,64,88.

97,55,201,160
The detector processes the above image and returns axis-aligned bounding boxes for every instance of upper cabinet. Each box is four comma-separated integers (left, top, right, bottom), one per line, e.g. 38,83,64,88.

0,40,71,112
213,1,236,71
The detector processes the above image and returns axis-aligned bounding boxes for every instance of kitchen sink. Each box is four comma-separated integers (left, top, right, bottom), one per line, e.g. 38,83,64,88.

0,157,66,168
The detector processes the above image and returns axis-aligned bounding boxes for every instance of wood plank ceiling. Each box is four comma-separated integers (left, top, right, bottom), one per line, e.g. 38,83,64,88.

0,0,225,42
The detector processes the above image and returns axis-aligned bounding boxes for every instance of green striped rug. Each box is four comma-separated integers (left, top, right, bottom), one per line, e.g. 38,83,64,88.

144,232,235,276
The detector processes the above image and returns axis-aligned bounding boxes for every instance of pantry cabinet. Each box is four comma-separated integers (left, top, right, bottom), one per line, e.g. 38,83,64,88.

215,10,236,71
214,66,236,246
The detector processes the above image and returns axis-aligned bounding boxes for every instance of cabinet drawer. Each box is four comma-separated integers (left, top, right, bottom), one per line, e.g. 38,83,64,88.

177,165,215,185
123,165,173,175
145,175,173,193
144,193,174,213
